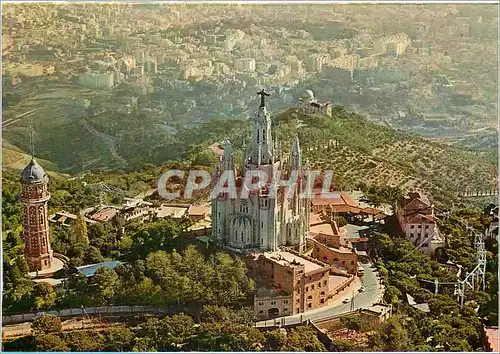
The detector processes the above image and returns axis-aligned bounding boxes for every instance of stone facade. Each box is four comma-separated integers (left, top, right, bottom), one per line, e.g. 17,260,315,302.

211,92,311,252
248,249,331,318
308,238,359,275
254,289,293,319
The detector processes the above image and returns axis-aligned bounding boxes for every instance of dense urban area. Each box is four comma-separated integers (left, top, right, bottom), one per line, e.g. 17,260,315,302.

2,3,499,353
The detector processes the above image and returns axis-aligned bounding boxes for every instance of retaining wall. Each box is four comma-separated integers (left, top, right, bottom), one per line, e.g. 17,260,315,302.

2,306,175,325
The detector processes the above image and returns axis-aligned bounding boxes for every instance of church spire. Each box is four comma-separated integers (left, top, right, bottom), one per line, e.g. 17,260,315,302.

249,90,273,166
221,140,234,171
29,118,35,161
290,135,301,170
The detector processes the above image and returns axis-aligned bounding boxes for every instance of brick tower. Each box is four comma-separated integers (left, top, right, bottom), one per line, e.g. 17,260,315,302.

20,158,53,271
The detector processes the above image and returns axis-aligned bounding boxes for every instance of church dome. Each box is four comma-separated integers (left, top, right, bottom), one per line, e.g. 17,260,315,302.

21,159,49,184
303,89,315,100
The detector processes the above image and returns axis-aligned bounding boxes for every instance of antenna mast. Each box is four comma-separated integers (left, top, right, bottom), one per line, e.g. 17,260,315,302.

29,118,35,160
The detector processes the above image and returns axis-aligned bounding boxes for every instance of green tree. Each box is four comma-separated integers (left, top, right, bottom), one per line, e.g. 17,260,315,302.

84,245,105,264
264,329,287,351
33,282,57,310
384,285,402,304
130,220,181,259
332,339,363,352
282,325,327,351
31,314,62,335
186,322,265,351
64,330,106,352
132,337,157,352
73,213,89,245
340,314,361,335
104,326,134,352
139,313,197,351
368,317,410,351
35,334,69,352
88,267,119,305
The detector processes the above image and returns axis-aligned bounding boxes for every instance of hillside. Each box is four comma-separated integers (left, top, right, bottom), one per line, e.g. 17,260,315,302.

2,141,70,181
271,107,497,208
3,106,497,208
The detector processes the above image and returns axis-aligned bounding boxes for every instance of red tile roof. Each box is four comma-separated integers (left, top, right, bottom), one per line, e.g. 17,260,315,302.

340,191,358,207
406,213,436,224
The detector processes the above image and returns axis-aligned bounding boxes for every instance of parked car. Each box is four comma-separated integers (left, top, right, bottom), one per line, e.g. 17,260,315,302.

358,286,366,293
342,298,350,304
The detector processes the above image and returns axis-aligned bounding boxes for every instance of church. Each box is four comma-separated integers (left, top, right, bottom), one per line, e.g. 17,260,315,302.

211,91,311,252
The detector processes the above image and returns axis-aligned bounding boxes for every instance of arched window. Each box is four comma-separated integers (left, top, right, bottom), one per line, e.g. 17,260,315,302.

39,206,44,225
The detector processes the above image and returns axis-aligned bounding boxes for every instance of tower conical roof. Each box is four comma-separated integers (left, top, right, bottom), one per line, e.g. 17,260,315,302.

21,159,49,184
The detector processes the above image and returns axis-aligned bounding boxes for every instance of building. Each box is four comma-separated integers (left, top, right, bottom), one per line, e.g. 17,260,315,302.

254,287,292,319
249,249,331,318
235,58,256,72
154,204,189,219
314,303,392,332
144,59,158,74
307,220,360,275
78,72,114,89
396,192,445,258
359,303,393,329
330,54,359,71
298,90,332,117
483,326,499,352
306,54,330,73
373,33,411,56
211,91,311,252
308,237,358,275
320,66,352,85
89,206,120,223
20,159,53,271
49,211,97,227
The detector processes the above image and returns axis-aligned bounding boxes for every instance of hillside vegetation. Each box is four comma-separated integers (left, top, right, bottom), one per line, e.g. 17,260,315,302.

272,106,497,207
3,105,497,208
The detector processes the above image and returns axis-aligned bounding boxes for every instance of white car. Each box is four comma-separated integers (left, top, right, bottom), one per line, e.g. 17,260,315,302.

358,286,366,293
342,298,350,304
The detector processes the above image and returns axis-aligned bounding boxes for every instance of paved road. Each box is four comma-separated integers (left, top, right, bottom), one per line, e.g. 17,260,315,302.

256,263,382,328
82,120,128,166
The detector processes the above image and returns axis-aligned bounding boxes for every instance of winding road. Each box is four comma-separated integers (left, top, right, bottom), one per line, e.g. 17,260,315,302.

82,120,128,167
256,263,382,328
